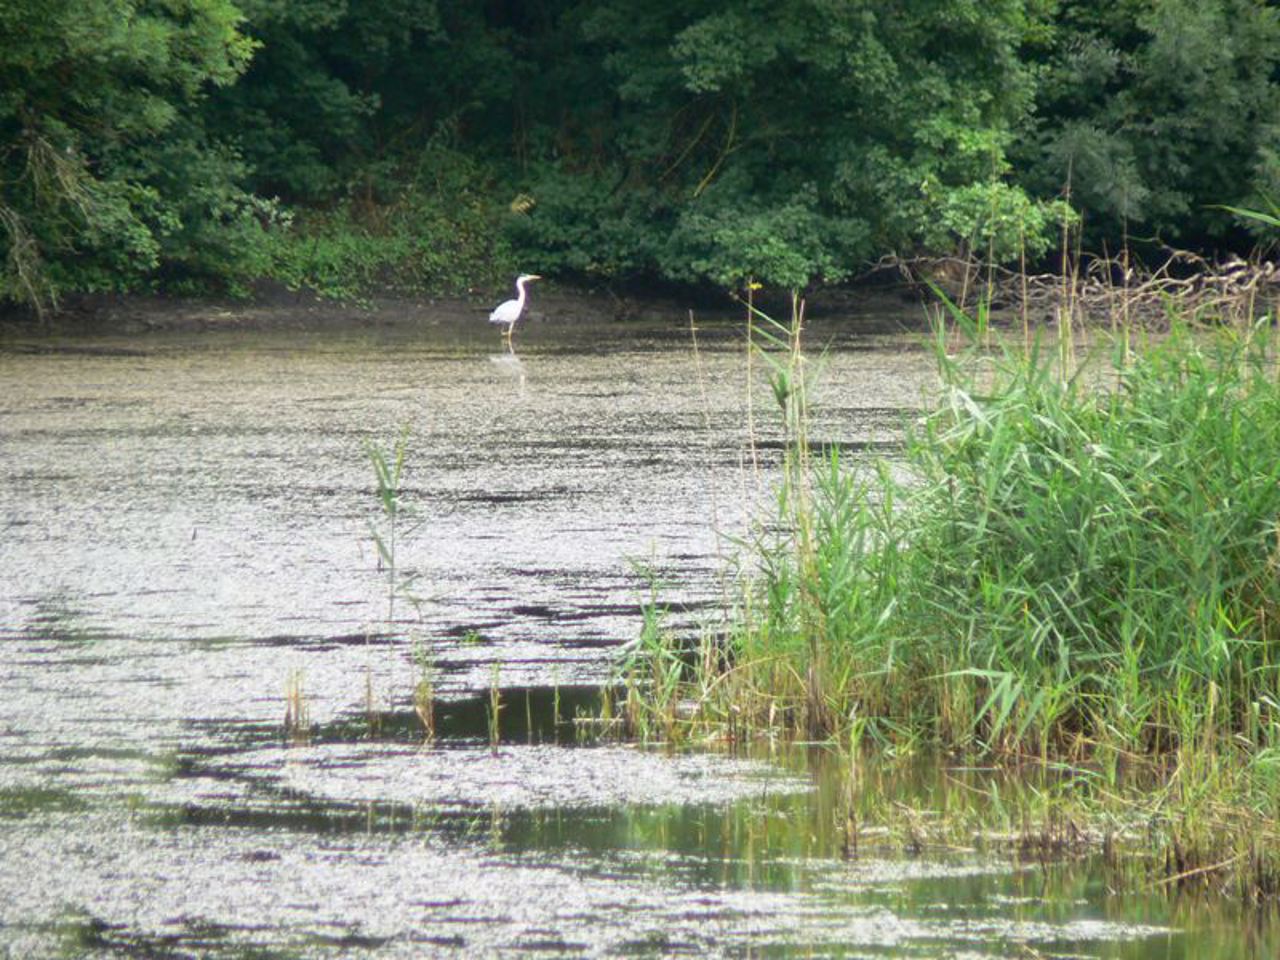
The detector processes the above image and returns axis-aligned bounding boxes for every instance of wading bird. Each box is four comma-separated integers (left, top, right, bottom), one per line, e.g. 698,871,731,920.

489,273,542,341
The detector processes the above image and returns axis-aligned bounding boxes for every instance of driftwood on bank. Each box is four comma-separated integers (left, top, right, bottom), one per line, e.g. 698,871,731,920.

873,250,1280,327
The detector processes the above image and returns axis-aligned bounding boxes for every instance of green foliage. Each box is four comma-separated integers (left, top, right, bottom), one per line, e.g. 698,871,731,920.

265,143,514,300
0,0,260,311
1221,199,1280,245
710,310,1280,759
922,181,1076,262
502,170,667,279
4,0,1279,308
206,0,445,201
1016,0,1280,247
906,321,1280,749
659,182,866,289
513,0,1061,288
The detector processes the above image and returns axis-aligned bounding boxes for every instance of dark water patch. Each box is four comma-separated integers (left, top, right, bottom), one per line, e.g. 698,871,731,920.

44,744,161,765
168,792,442,836
822,404,916,419
306,929,397,951
453,487,580,506
554,390,632,400
505,602,645,623
251,631,402,650
441,622,494,641
182,683,604,753
406,933,470,949
556,634,641,649
47,911,302,960
4,472,79,483
432,685,601,743
750,437,902,455
270,685,604,747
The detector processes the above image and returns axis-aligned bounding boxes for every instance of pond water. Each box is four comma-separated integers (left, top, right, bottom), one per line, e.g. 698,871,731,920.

1,303,1274,957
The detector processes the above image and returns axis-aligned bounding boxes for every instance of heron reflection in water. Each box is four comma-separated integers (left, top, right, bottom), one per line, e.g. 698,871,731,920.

488,342,526,386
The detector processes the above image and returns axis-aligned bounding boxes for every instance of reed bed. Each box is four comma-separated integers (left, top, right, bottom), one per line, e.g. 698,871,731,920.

621,295,1280,898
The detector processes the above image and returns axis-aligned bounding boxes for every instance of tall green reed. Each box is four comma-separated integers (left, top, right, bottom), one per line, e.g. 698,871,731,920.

366,425,423,620
365,426,428,740
657,295,1280,769
628,285,1280,896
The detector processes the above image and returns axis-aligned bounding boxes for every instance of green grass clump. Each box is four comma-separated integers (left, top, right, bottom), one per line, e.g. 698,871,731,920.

636,306,1280,761
262,150,515,303
623,304,1280,895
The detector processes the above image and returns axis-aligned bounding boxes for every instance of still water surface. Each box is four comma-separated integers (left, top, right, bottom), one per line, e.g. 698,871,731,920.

0,307,1273,956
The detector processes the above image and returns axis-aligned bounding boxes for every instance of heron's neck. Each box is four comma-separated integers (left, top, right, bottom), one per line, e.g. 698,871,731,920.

514,279,528,309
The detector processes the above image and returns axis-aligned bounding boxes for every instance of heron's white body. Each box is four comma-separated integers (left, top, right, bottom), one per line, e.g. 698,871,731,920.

489,274,541,337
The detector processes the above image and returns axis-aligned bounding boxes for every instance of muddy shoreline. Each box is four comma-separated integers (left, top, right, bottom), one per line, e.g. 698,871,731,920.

0,279,930,339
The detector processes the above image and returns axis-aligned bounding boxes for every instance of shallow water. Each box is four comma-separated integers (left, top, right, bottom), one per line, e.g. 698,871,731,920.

0,307,1274,957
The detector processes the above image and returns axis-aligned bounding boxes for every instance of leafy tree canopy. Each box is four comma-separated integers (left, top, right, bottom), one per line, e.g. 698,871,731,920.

514,0,1060,287
2,0,1278,311
0,0,264,311
1016,0,1280,248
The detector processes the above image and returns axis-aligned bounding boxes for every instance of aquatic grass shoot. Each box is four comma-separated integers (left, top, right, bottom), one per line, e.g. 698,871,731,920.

488,663,503,752
284,668,311,744
412,635,436,742
364,668,383,738
366,425,423,620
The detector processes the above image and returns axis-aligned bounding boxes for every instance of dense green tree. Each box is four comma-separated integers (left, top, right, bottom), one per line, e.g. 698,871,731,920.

511,0,1067,288
205,0,449,201
0,0,259,312
4,0,1278,311
204,0,1072,291
1016,0,1280,249
197,0,518,295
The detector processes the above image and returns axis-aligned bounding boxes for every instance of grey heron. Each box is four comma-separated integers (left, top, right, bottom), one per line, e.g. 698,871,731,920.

489,274,542,340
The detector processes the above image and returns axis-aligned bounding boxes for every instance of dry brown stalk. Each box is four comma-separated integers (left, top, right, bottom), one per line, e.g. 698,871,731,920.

869,251,1280,328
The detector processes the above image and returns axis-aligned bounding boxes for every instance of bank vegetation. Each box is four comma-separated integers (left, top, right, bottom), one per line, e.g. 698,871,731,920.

3,1,1280,317
620,290,1280,900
